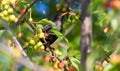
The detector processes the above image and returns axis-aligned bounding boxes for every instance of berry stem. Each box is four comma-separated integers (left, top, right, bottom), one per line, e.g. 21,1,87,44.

30,8,32,18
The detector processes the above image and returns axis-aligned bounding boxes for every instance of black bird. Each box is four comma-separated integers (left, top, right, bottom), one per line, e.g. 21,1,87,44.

40,10,71,51
40,13,63,51
42,24,58,45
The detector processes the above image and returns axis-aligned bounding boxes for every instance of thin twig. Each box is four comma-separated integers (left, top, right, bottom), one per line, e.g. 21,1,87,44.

9,2,36,33
13,0,37,28
49,47,62,62
24,18,36,32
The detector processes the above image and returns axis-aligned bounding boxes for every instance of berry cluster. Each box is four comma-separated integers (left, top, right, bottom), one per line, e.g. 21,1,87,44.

28,28,45,50
27,27,63,56
0,0,18,22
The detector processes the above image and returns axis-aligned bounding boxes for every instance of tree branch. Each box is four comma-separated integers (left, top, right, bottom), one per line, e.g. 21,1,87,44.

80,0,92,71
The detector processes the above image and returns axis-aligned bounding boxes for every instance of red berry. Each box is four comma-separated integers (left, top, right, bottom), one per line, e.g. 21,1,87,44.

104,2,111,8
44,56,50,62
104,27,110,33
69,66,75,71
57,62,64,69
21,9,26,14
18,33,22,38
111,0,120,9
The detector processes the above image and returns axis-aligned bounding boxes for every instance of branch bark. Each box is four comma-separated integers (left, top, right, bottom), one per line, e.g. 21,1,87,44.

80,0,92,71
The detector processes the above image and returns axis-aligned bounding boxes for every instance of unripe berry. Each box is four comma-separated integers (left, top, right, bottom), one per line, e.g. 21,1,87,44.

0,13,4,17
96,65,103,71
58,51,62,56
23,42,29,48
14,17,18,23
3,10,8,16
4,5,9,10
38,32,45,38
36,41,43,47
9,15,15,21
3,16,9,21
28,18,33,22
1,1,7,6
40,45,45,50
9,0,16,4
37,28,42,33
8,8,13,13
29,39,35,45
34,45,38,49
55,50,62,56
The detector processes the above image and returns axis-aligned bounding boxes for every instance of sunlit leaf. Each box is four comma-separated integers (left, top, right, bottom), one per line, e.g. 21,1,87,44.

69,57,80,71
38,19,56,26
51,29,69,45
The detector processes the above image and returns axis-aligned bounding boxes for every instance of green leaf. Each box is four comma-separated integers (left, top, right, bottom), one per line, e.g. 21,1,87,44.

38,19,56,26
51,29,63,38
20,1,28,3
0,30,5,37
51,29,69,45
109,64,120,71
36,24,43,29
63,37,69,45
69,57,80,71
68,50,80,58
